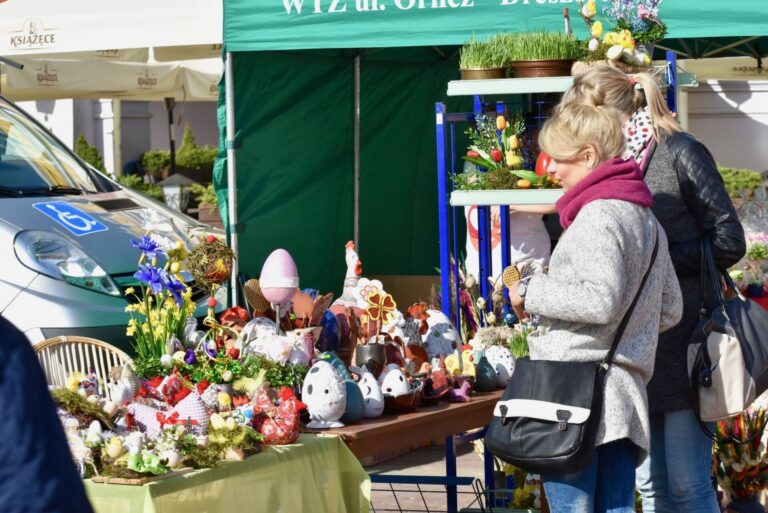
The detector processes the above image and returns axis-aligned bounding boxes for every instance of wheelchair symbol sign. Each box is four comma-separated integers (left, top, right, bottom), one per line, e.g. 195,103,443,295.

33,201,108,236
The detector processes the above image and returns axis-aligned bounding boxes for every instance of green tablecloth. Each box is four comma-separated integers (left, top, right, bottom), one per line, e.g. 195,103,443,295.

85,434,371,513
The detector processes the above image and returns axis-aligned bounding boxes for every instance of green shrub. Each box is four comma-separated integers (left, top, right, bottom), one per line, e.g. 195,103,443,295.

177,125,217,171
74,133,106,173
141,150,171,175
117,174,165,202
189,182,218,208
718,165,765,198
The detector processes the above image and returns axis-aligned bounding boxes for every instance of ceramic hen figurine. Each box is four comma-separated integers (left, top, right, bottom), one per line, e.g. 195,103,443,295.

335,241,363,307
253,387,306,445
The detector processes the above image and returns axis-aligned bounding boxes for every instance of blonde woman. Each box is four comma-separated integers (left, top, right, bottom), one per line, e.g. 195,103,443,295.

507,102,682,512
562,65,746,513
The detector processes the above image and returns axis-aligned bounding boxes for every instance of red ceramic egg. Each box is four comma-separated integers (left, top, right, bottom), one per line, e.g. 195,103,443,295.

534,150,551,177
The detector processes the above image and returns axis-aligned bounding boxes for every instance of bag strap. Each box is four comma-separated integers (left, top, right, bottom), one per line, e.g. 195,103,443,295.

692,239,760,445
601,227,660,371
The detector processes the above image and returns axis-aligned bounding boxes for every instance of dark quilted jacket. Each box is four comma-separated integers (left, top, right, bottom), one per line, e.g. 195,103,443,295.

643,132,746,413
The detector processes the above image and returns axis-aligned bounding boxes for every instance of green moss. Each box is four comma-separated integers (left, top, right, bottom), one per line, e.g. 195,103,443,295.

50,388,115,430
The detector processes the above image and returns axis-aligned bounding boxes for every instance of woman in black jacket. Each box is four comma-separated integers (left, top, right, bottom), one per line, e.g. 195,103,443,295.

561,65,746,513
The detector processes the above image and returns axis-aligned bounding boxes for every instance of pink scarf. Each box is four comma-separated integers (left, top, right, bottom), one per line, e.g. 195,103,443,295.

556,158,653,230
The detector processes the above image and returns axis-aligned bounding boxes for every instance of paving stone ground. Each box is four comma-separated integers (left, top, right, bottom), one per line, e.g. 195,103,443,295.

363,441,493,513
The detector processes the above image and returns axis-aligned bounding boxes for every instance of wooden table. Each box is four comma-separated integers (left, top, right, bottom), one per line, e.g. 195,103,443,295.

322,389,504,513
324,389,503,461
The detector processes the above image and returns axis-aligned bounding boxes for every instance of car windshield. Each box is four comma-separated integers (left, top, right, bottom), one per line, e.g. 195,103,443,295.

0,98,102,196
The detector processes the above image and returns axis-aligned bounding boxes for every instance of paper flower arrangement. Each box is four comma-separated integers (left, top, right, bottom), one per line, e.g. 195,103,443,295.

714,408,768,504
577,0,666,68
456,114,558,191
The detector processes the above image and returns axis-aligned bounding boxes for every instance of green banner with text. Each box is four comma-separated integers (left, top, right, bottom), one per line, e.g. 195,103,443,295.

224,0,768,52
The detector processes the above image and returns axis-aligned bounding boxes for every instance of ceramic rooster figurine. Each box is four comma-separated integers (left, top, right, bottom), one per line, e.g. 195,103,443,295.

335,240,363,306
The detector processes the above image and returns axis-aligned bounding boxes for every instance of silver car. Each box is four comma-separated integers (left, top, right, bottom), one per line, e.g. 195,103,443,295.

0,95,225,351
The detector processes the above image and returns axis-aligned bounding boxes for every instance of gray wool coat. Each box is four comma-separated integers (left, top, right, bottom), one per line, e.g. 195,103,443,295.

525,199,683,454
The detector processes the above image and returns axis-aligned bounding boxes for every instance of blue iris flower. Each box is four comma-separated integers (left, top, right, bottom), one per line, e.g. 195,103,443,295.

134,264,165,295
130,235,165,260
161,270,187,308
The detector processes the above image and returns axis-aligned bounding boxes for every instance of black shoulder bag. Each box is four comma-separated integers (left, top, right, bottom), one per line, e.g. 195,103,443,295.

484,232,659,475
688,239,768,426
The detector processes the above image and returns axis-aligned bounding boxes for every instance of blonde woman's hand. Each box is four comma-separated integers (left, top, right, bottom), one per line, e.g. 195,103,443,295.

508,281,526,321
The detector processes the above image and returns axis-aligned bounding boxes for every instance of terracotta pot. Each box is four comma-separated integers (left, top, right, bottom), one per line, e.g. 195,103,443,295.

509,59,576,78
460,67,506,80
197,204,224,229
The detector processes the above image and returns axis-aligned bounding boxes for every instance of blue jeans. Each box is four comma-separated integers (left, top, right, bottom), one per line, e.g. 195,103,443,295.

636,409,720,513
543,439,638,513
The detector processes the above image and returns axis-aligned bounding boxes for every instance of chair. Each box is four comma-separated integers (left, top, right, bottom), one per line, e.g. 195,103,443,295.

34,336,132,401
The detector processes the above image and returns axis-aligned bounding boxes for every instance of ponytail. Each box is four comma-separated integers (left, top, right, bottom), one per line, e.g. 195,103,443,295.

632,73,682,138
567,65,682,139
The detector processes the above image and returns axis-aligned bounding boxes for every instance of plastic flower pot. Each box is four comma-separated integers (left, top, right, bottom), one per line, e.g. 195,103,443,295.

460,67,506,80
509,59,575,78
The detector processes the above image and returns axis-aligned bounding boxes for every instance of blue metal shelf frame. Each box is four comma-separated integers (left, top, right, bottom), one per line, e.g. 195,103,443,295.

435,58,679,506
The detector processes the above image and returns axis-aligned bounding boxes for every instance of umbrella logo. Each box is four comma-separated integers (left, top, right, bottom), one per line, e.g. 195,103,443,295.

137,67,158,89
36,61,59,86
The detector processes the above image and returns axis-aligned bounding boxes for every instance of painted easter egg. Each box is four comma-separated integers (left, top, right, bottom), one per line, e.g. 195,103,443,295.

318,351,352,380
317,310,341,353
485,345,515,387
259,249,299,305
301,361,346,429
340,380,364,424
474,356,498,392
358,371,384,418
423,310,461,360
379,365,410,397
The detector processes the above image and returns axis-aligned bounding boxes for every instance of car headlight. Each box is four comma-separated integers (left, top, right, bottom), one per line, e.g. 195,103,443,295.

14,230,121,297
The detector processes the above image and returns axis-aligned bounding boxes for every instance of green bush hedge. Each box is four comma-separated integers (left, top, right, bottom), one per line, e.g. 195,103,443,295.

117,174,165,202
176,125,217,171
718,165,765,198
74,133,106,173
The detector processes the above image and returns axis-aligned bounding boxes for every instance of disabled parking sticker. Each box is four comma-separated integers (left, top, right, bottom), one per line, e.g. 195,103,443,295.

33,201,108,236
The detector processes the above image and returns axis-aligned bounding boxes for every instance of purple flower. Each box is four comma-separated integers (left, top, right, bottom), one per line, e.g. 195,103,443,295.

134,264,165,295
131,235,164,260
161,270,187,308
203,340,218,359
184,349,197,365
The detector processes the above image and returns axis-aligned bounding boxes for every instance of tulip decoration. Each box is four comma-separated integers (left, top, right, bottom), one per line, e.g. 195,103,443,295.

456,113,558,192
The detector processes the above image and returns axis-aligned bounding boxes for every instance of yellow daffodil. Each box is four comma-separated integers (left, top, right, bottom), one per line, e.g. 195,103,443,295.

580,0,596,19
590,20,603,39
125,287,135,295
126,324,135,336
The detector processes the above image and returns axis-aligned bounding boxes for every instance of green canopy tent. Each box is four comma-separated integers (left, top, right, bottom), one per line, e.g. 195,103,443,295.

217,0,768,301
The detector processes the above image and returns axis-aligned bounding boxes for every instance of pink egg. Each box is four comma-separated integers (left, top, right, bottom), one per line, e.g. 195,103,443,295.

259,249,299,304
